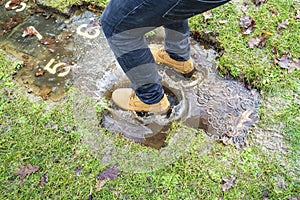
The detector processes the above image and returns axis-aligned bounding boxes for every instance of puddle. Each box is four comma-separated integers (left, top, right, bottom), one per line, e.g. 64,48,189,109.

94,42,260,148
0,2,260,149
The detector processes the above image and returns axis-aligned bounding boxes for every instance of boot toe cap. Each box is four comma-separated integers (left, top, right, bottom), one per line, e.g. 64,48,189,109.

112,88,133,110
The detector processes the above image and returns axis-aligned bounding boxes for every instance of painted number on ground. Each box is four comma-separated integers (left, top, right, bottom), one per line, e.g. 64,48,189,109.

5,1,26,12
44,58,71,77
76,24,100,39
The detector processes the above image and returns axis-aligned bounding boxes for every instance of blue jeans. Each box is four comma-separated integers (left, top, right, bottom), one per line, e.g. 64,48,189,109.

101,0,230,104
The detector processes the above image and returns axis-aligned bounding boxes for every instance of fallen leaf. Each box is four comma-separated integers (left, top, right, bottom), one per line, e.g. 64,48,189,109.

39,36,56,45
39,37,58,52
2,14,24,32
22,55,29,60
288,58,300,73
278,54,290,69
258,34,267,47
270,9,278,15
288,197,300,200
89,186,93,200
296,10,300,19
0,0,6,6
22,27,38,37
39,85,52,100
14,163,40,185
247,37,260,48
236,110,252,129
203,10,213,22
35,69,47,77
241,3,249,13
38,173,49,188
272,46,278,54
87,18,101,30
253,0,266,5
218,20,228,24
277,20,289,31
96,167,119,180
247,34,267,48
221,175,236,192
4,87,13,96
261,30,273,36
95,179,108,192
240,15,256,34
74,166,83,176
87,4,103,15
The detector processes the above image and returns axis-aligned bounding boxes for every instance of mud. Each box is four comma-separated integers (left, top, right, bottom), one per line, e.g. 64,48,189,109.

0,1,260,149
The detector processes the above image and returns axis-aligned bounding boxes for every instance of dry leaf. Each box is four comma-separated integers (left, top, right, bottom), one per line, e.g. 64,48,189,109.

14,163,40,185
35,69,47,77
247,37,260,48
221,175,236,192
236,110,252,129
38,173,49,188
203,11,213,22
277,20,289,31
2,14,24,32
270,9,278,15
218,20,228,24
39,85,52,100
296,10,300,19
272,46,278,54
89,186,93,200
254,0,266,5
278,54,290,69
288,197,300,200
288,58,300,73
22,27,38,37
39,36,56,45
240,16,256,34
241,3,249,13
247,34,267,48
74,166,83,176
0,0,6,6
95,179,108,192
96,167,119,180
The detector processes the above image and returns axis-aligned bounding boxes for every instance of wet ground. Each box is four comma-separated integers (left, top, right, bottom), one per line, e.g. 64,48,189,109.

0,1,260,149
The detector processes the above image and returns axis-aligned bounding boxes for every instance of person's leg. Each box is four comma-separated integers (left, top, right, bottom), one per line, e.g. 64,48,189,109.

164,20,190,62
100,0,231,112
151,19,194,76
101,0,175,105
152,0,230,76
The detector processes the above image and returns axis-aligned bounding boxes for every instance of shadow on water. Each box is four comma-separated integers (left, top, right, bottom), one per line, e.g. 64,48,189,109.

0,2,260,149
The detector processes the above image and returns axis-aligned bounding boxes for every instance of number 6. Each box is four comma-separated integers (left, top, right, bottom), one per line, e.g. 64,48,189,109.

76,24,100,39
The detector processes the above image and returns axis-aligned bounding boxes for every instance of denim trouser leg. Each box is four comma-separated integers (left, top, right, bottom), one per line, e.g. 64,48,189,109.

100,0,231,104
164,20,190,62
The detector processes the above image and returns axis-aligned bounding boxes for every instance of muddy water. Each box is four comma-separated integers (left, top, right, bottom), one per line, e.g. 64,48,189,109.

0,2,260,149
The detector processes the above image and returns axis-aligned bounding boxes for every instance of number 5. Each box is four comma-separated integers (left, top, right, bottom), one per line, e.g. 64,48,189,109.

44,58,71,77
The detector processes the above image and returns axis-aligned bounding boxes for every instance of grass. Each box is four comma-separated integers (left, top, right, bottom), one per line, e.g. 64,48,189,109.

1,0,299,199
